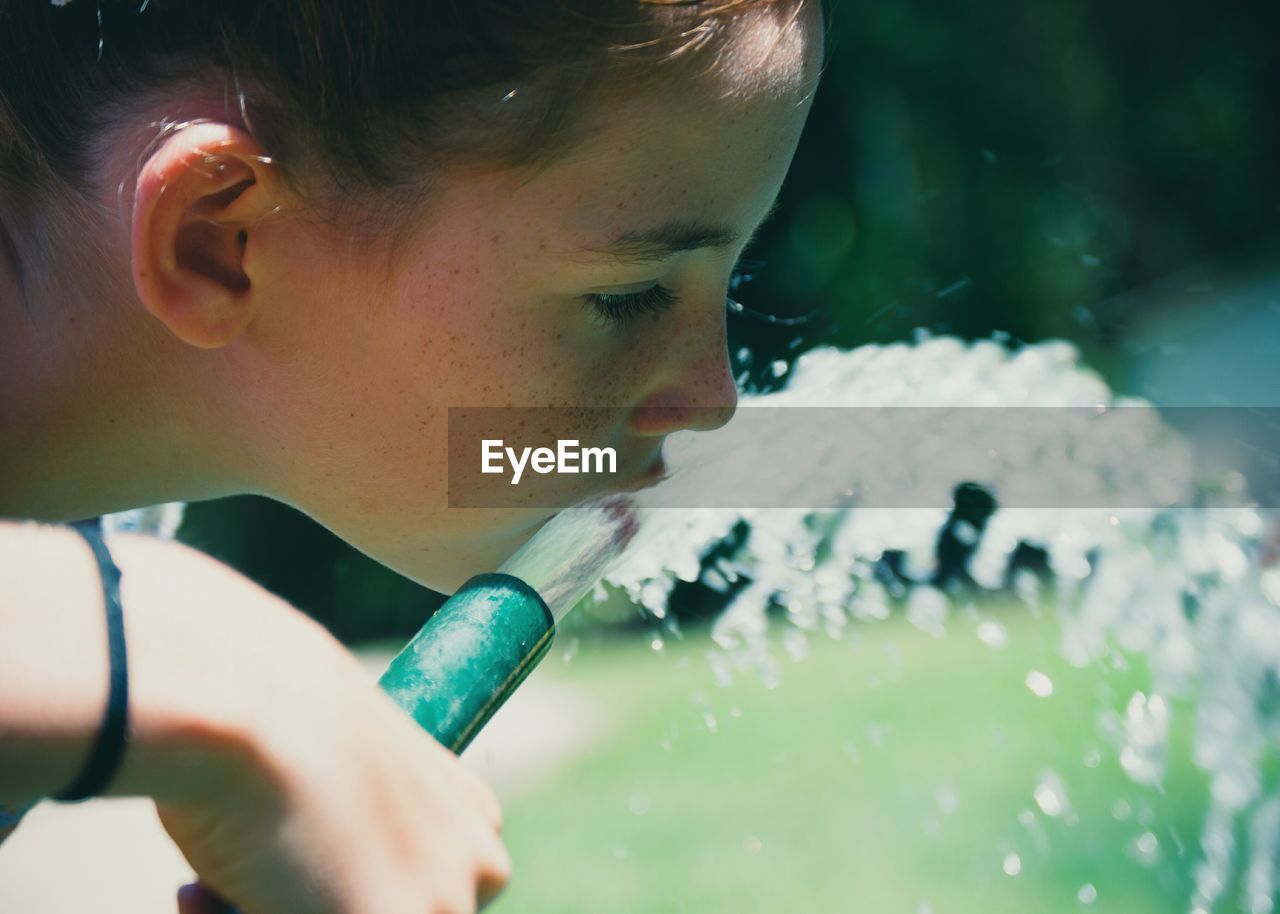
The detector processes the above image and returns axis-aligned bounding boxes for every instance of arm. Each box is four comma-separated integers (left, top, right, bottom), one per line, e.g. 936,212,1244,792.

0,521,510,913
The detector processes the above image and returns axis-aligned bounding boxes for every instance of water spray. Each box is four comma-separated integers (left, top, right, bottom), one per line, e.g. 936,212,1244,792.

603,336,1280,913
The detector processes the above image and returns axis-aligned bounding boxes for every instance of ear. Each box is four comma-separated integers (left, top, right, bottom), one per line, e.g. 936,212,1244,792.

131,122,288,349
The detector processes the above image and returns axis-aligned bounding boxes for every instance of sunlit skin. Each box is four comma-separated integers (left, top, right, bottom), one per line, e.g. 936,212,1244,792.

0,8,823,591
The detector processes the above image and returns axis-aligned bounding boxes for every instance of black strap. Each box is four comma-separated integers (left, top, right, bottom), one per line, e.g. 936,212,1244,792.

55,519,130,803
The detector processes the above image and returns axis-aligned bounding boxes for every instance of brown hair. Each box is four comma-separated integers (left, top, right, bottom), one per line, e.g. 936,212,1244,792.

0,0,815,236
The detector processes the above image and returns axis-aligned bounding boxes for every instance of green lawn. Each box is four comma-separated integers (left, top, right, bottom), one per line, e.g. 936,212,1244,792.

492,606,1214,913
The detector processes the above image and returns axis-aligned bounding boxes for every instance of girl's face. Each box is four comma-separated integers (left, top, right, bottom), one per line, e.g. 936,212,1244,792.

241,21,821,590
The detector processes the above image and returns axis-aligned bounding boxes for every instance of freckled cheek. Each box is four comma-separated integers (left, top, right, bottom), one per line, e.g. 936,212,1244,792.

393,270,648,410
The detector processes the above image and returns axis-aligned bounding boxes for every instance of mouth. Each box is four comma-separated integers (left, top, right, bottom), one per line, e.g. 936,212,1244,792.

621,451,668,493
520,445,668,515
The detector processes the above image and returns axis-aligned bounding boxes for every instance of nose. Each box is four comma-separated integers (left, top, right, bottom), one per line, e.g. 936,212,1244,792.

626,307,739,437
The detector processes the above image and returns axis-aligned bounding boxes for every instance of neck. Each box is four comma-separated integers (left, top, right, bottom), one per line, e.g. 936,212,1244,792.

0,205,246,522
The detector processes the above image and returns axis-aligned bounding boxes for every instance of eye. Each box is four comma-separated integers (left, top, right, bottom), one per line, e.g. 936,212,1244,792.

584,284,679,329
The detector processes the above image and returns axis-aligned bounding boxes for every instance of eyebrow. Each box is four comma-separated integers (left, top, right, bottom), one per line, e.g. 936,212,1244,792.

580,195,785,265
582,220,742,264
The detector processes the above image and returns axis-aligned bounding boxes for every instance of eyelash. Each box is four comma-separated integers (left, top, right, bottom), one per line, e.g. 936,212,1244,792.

585,284,679,329
585,263,763,329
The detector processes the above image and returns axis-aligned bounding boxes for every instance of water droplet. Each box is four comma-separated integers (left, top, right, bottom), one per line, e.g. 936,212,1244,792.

1077,883,1098,904
783,627,810,661
612,844,628,860
977,620,1008,649
743,835,763,853
1130,830,1161,866
1026,670,1054,697
907,586,949,638
707,650,734,687
1034,771,1070,818
1261,567,1280,606
1003,852,1022,876
953,519,980,544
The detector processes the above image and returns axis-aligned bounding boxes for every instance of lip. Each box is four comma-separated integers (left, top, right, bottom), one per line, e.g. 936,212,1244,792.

622,453,668,493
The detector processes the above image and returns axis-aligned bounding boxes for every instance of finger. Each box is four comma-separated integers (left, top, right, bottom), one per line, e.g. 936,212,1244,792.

476,843,512,908
176,882,236,914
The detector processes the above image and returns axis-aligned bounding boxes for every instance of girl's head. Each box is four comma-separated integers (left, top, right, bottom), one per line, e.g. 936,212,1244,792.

0,1,824,589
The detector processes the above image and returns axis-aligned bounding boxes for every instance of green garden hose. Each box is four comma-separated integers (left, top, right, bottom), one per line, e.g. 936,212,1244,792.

378,572,556,754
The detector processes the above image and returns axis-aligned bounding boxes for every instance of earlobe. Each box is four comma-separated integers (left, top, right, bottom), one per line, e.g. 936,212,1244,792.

131,123,285,349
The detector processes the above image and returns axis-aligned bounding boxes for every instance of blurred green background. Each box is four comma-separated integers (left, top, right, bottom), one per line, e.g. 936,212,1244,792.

172,4,1279,910
488,607,1215,913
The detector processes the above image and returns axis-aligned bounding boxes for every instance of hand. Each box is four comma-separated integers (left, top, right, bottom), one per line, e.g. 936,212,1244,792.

105,534,511,914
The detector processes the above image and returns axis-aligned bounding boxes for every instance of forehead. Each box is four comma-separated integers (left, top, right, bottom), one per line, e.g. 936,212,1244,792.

394,5,822,266
520,7,823,242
